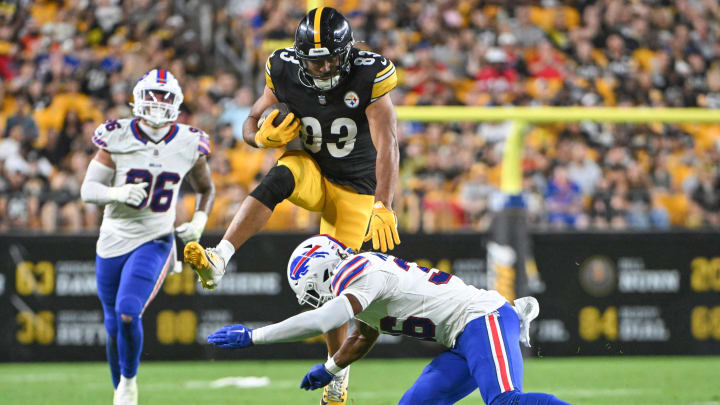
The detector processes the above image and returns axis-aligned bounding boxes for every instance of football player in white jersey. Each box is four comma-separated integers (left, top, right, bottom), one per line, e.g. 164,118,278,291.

205,235,569,405
81,69,215,405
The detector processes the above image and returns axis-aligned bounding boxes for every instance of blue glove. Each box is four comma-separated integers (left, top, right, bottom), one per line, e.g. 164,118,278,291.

207,324,254,349
300,364,334,390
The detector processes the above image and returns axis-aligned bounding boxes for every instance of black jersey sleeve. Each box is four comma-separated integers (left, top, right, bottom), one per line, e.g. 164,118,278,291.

371,60,397,102
265,48,304,102
353,51,397,103
264,53,275,92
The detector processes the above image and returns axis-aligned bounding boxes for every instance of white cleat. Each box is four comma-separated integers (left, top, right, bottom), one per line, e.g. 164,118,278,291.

113,376,138,405
321,368,349,405
514,296,540,348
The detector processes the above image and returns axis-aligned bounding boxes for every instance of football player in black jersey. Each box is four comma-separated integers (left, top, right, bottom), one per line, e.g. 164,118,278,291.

184,7,400,405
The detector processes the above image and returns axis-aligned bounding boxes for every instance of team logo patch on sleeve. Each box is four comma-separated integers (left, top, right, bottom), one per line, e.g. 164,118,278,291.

344,91,360,108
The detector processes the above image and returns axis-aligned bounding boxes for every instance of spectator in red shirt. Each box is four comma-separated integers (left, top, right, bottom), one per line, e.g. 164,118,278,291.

475,47,518,94
404,42,454,102
529,41,565,80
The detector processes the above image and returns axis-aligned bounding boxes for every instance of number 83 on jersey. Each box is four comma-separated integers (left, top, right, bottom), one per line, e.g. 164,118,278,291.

299,116,358,158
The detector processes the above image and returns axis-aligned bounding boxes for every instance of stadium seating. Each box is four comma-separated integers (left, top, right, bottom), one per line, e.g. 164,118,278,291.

0,0,718,233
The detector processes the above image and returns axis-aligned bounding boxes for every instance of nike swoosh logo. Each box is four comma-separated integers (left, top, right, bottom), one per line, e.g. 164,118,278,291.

204,251,216,267
230,329,245,333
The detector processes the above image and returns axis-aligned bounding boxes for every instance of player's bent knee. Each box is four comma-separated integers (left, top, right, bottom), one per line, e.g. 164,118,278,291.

116,296,143,320
249,165,295,210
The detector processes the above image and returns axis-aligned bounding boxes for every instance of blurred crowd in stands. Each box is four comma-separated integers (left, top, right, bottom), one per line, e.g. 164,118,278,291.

0,0,719,233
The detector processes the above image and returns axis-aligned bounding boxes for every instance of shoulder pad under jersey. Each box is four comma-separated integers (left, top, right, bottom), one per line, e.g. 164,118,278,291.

349,49,397,103
331,253,377,297
91,118,145,153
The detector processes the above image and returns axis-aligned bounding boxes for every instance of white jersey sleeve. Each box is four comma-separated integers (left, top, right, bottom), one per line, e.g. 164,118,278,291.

332,259,390,311
251,295,354,344
91,119,146,154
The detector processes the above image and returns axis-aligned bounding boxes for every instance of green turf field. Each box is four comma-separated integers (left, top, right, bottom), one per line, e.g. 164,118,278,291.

0,357,717,404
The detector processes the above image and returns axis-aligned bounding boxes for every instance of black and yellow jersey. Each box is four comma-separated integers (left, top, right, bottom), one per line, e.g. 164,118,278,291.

265,47,397,195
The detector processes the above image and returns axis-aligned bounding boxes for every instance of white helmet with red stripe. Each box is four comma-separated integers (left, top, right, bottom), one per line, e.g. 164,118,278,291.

287,234,353,308
131,68,183,127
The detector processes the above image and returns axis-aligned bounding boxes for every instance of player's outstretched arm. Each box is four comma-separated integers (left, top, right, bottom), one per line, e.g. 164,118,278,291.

300,294,377,391
81,149,148,206
207,295,356,350
175,156,215,244
365,93,401,252
242,85,280,148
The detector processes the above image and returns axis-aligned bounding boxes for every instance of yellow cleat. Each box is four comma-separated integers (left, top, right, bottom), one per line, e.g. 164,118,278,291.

321,386,347,405
183,241,225,290
321,370,349,405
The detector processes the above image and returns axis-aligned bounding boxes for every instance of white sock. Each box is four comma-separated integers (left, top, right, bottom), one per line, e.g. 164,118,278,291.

215,239,236,266
119,375,136,386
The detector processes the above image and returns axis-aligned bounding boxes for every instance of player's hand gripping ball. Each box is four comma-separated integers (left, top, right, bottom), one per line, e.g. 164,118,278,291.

208,324,254,349
255,103,301,148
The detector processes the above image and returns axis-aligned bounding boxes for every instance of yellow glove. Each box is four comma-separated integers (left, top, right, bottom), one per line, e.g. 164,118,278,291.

255,110,301,148
363,202,401,252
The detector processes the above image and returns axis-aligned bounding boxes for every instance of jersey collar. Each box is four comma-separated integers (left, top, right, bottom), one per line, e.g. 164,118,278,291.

131,118,179,144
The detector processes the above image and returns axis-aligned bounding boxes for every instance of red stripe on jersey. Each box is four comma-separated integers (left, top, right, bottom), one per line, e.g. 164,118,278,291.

335,259,369,296
333,258,368,294
332,256,363,290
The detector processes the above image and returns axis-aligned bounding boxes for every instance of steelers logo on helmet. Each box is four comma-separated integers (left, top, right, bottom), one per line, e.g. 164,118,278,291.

294,7,354,91
344,91,360,108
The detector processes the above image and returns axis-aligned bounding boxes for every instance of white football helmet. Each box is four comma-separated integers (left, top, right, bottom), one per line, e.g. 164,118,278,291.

131,69,183,127
287,235,353,308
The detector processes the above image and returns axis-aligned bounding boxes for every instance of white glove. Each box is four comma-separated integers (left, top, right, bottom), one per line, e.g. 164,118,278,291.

108,182,148,206
513,296,540,348
175,211,208,244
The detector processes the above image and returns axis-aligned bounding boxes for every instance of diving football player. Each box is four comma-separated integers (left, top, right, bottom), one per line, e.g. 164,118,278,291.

207,235,570,405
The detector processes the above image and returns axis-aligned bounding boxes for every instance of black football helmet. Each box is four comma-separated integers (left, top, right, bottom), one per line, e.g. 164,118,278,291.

294,7,354,91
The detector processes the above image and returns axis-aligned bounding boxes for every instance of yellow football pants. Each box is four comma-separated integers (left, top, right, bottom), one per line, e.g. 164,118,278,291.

278,150,374,251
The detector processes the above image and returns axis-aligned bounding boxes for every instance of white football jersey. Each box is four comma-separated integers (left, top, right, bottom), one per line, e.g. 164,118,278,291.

331,252,507,348
91,118,211,258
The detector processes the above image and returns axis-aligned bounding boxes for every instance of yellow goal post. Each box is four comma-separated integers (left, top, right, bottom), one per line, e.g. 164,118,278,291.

395,106,718,194
395,106,719,124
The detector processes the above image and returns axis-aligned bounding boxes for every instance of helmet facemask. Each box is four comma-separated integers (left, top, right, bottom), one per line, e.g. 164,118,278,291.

296,43,352,91
294,7,355,92
297,268,334,308
131,69,184,128
133,88,180,127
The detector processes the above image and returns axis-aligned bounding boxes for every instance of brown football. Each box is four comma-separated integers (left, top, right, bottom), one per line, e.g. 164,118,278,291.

258,102,291,128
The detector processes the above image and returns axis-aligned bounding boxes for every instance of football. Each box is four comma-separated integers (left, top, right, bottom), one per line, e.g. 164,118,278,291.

258,102,291,128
